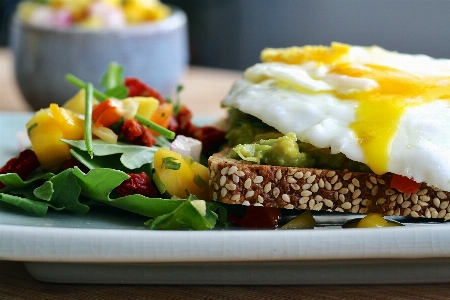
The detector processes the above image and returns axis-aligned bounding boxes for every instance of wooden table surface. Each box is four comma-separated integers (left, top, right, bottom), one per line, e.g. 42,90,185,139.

1,47,450,299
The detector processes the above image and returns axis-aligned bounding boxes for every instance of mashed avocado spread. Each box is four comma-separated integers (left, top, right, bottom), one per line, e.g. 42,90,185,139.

226,109,371,172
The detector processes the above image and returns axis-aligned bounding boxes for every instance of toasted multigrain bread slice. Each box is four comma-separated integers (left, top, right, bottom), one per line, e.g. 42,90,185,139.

208,150,450,220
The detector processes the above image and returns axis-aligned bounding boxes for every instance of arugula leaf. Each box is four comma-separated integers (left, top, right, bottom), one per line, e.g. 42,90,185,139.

105,86,129,100
207,202,229,227
0,166,224,230
73,167,129,200
0,172,53,190
48,169,89,214
0,172,55,202
33,181,53,201
0,193,53,217
0,170,88,216
70,148,127,171
146,198,217,230
73,167,181,215
100,62,129,99
72,167,219,229
63,139,158,170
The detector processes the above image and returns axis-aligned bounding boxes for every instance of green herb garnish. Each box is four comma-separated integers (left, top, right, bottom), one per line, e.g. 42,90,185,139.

84,82,94,158
100,62,129,99
193,174,208,189
65,74,175,140
161,157,181,170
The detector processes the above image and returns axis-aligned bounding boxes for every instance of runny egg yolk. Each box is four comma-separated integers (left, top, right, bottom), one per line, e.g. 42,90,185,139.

332,63,450,174
262,43,450,175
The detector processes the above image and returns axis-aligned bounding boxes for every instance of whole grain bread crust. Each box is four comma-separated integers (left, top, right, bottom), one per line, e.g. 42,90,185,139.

208,150,450,220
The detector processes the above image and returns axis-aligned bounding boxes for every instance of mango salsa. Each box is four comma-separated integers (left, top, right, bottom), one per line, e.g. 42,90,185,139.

153,148,209,200
26,104,84,172
133,96,159,120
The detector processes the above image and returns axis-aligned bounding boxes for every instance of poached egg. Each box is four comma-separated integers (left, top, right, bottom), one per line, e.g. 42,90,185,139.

222,43,450,192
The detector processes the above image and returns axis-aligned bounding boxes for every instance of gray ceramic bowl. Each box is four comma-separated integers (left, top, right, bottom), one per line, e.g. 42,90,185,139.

10,7,189,110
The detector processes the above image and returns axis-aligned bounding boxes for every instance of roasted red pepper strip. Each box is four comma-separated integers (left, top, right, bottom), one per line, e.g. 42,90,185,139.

228,206,281,229
124,77,166,104
0,149,40,189
390,174,421,194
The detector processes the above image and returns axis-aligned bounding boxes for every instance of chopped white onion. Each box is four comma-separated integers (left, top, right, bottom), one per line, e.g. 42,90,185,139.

118,98,139,121
170,135,202,162
92,126,118,144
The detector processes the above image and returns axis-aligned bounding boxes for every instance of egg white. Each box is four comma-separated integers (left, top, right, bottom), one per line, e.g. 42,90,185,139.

222,47,450,191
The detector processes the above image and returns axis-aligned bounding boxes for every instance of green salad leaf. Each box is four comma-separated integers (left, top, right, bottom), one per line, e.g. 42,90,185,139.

100,62,129,99
47,168,89,214
146,196,216,230
0,62,226,230
63,139,159,170
0,193,54,217
0,166,220,230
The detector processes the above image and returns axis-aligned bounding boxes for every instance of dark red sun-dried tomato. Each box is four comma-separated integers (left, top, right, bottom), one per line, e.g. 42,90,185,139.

174,105,226,155
117,172,158,198
228,206,281,229
121,119,157,147
192,125,226,155
124,77,166,104
0,149,40,189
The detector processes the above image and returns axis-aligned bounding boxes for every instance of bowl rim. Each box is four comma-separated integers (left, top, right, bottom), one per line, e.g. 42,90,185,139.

11,5,186,35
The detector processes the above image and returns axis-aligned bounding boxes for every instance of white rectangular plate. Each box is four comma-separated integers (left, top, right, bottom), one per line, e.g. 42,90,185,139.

2,112,450,285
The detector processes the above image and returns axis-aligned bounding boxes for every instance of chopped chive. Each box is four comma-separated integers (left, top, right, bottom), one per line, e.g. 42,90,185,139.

193,174,208,189
162,157,181,170
135,114,175,140
152,173,166,194
84,83,94,158
27,123,38,135
66,74,175,140
65,74,108,102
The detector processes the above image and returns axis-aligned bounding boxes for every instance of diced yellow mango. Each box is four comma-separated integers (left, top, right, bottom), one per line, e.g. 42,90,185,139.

132,97,159,120
184,156,209,200
123,0,170,23
27,104,85,172
49,103,85,140
63,89,99,115
154,148,209,199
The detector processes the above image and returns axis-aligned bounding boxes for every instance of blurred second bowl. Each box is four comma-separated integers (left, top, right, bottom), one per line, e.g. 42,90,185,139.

9,6,189,110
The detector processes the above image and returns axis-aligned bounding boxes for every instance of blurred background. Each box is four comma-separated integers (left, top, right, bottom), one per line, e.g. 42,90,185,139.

2,0,450,70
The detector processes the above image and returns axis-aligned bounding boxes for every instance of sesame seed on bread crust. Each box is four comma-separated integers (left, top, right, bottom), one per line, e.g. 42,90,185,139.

208,150,450,221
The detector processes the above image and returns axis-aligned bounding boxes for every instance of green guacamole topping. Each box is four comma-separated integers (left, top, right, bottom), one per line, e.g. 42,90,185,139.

226,108,371,172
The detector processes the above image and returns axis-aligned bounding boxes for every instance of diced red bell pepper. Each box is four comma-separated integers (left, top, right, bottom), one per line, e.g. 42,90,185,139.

92,99,122,128
390,174,421,194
